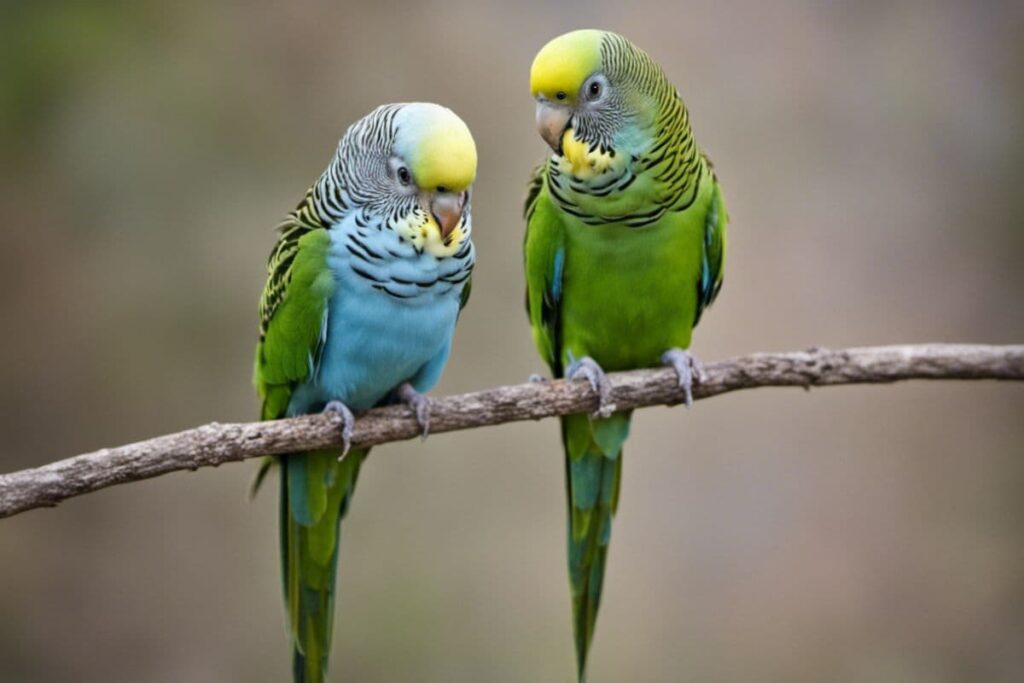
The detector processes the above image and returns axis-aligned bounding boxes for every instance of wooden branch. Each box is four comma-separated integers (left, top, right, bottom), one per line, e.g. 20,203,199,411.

1,344,1021,519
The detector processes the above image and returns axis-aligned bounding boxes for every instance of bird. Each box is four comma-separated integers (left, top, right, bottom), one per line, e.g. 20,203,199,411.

253,102,477,682
523,30,728,680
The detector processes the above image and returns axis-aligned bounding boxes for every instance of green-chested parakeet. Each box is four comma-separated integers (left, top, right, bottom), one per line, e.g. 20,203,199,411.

524,30,728,680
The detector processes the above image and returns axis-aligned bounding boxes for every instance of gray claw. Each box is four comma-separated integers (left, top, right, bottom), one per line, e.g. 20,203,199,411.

323,400,356,459
528,373,548,383
567,356,615,418
397,382,431,440
661,348,705,408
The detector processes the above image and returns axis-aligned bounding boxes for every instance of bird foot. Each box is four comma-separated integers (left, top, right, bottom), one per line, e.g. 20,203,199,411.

323,400,356,459
567,356,615,418
397,382,431,441
661,348,706,408
528,373,548,383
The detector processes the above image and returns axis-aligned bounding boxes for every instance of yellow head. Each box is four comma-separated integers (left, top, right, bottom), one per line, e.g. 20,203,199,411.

530,29,604,106
530,30,663,180
392,103,477,256
396,103,477,194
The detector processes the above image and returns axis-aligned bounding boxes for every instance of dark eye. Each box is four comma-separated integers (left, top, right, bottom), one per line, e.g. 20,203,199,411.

397,166,411,185
587,81,602,99
555,91,567,101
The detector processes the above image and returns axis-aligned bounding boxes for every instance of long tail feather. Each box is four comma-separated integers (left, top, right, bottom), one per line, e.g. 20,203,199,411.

280,448,367,683
561,411,631,682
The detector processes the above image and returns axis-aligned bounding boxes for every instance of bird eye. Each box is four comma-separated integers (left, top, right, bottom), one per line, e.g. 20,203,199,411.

437,185,449,193
587,81,602,99
555,91,567,101
397,166,411,185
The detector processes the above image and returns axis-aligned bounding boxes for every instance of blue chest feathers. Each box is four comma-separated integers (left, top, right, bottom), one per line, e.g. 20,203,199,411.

289,218,473,414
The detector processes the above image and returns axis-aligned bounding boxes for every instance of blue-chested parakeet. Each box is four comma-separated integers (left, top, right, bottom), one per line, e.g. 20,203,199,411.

254,103,477,682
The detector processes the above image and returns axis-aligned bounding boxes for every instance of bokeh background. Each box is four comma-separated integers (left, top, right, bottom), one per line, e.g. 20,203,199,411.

2,1,1023,681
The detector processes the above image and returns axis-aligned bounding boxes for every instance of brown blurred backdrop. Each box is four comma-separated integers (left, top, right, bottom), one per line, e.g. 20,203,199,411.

1,1,1023,681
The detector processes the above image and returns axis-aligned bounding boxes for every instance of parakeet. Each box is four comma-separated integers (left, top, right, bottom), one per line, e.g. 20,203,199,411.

523,30,727,680
254,102,477,682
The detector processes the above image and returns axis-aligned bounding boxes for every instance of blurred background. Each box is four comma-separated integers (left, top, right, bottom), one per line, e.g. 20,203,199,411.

1,1,1023,681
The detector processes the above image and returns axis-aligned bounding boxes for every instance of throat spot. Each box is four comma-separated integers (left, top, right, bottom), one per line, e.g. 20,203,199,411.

560,130,619,181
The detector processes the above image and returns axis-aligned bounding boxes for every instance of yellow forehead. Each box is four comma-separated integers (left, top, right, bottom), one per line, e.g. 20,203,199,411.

530,29,604,101
405,106,477,192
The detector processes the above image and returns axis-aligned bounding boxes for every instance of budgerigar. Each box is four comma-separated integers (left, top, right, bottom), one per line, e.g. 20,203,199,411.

523,30,728,680
254,103,476,682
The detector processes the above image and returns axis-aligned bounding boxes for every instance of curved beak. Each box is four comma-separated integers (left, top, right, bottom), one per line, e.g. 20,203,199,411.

430,191,466,240
536,101,571,155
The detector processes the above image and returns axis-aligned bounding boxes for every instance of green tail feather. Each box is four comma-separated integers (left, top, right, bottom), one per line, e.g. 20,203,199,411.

280,447,367,683
561,411,631,682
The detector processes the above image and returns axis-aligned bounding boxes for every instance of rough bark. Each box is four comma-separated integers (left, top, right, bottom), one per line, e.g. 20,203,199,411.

0,344,1021,519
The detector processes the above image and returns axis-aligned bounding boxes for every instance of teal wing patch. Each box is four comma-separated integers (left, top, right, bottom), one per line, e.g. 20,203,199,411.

694,166,727,327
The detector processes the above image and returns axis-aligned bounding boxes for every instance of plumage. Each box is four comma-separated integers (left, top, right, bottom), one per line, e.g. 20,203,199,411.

525,30,727,680
254,102,476,682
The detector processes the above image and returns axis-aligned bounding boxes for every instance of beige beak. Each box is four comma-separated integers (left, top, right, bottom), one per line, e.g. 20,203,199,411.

430,192,466,239
536,101,571,154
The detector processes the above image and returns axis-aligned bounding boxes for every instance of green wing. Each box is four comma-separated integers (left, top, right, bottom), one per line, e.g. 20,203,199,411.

694,159,727,326
254,211,334,421
250,212,333,496
523,163,568,377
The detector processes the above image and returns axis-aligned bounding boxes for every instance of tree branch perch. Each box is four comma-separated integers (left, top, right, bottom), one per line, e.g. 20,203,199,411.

1,343,1021,519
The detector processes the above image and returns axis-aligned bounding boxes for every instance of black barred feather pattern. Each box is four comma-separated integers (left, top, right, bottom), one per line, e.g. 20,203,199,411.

260,103,477,341
523,163,546,222
258,193,326,341
259,106,405,340
341,219,474,302
545,33,709,230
